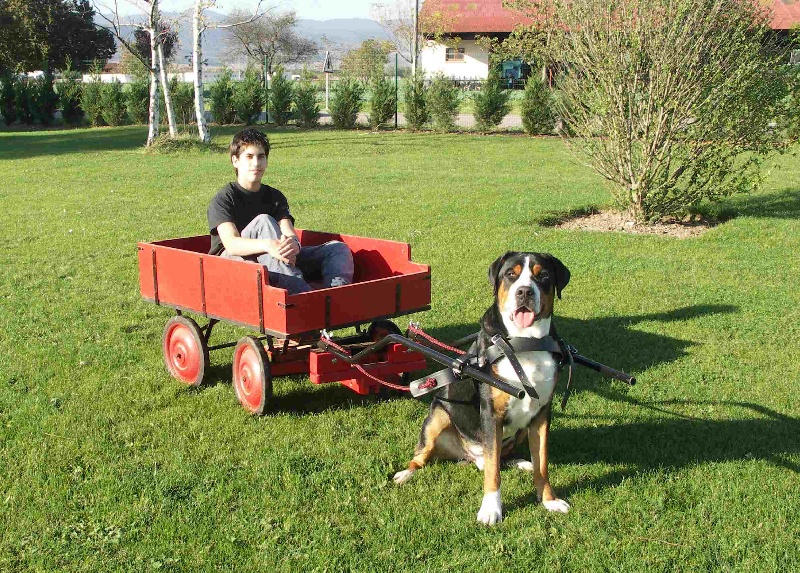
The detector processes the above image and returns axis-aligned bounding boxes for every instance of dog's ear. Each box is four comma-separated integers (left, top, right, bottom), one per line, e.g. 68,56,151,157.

544,254,570,299
488,252,514,295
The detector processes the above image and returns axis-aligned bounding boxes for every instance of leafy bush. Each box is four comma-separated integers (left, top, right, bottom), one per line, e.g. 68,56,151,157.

58,61,84,125
169,78,195,126
33,70,59,126
209,69,236,125
520,75,554,135
14,80,35,125
126,76,150,124
403,73,429,130
1,73,18,126
99,80,128,126
81,64,105,127
368,75,396,129
426,73,460,131
329,76,364,129
293,75,320,128
269,66,294,126
472,66,511,131
233,67,265,125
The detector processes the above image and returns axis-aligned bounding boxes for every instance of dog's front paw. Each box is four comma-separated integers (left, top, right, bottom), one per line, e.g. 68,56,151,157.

392,469,415,485
542,498,570,513
477,491,503,525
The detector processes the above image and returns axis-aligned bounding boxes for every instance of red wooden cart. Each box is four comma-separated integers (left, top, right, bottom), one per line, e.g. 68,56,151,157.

138,229,432,414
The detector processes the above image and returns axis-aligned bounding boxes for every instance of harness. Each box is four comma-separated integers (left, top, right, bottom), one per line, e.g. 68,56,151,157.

410,333,575,408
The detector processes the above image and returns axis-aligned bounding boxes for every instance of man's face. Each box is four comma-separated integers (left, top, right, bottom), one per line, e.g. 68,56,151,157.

232,144,267,189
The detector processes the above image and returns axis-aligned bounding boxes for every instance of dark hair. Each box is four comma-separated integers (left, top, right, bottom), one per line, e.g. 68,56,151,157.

229,128,271,161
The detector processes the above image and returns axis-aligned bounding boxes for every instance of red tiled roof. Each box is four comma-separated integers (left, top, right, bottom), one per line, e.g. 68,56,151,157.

421,0,538,34
421,0,800,33
769,0,800,30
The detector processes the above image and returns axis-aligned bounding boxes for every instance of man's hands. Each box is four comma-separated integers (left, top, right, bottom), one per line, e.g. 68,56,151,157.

270,236,300,265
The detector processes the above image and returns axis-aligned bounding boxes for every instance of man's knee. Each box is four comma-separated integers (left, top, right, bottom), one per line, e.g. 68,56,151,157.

242,214,280,239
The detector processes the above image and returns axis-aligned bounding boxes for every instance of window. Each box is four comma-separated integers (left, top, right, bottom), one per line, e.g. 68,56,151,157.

446,47,465,62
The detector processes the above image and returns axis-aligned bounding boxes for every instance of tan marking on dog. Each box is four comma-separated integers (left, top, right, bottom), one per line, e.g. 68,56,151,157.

483,418,503,494
528,407,556,503
408,406,453,470
532,264,542,277
497,279,510,309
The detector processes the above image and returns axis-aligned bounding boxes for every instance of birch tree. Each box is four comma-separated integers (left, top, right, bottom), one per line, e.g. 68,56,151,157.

191,0,266,144
94,0,177,145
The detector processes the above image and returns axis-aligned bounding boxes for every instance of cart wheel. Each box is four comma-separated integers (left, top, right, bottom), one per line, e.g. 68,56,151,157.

162,316,209,387
367,319,402,342
232,336,272,415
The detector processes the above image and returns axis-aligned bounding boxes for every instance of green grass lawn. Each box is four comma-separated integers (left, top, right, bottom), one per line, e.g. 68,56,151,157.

1,126,799,571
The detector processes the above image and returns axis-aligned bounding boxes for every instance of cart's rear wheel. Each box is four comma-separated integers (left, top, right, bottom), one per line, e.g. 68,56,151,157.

162,316,209,387
232,336,272,415
367,319,402,342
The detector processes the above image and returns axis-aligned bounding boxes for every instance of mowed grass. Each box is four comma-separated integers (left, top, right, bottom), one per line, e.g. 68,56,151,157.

1,125,799,572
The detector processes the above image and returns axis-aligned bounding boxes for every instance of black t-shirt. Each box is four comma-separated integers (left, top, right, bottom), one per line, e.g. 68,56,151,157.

207,182,294,255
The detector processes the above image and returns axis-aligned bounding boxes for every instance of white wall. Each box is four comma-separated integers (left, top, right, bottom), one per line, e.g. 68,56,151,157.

80,71,224,84
420,39,489,80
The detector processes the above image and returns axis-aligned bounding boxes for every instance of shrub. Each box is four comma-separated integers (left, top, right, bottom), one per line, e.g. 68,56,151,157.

545,0,790,221
169,78,195,126
426,73,460,131
269,66,294,126
58,62,84,125
126,76,150,124
233,67,265,125
293,76,320,128
329,76,364,129
1,73,18,126
33,70,59,126
368,75,396,129
209,69,236,125
15,80,35,125
81,64,105,127
100,80,127,126
403,73,429,130
520,75,554,135
472,65,511,131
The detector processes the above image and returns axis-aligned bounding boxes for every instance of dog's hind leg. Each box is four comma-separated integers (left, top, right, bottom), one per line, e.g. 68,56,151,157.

393,404,456,485
528,405,570,513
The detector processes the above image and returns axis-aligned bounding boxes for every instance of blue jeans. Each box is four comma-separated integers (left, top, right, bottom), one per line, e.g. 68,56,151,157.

221,214,354,294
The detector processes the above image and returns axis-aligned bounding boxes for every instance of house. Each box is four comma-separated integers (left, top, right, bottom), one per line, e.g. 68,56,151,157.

419,0,800,81
419,0,535,81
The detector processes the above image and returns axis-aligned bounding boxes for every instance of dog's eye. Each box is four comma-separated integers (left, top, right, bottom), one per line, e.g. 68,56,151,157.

505,269,518,279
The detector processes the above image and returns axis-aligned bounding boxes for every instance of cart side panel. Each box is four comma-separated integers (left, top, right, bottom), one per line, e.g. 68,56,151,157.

137,243,156,300
396,271,432,314
153,247,204,311
203,256,265,330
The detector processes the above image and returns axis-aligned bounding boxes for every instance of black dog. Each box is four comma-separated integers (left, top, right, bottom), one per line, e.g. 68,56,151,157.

393,252,571,524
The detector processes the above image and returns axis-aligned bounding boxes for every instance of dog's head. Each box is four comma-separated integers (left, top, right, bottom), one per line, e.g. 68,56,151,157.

488,252,570,333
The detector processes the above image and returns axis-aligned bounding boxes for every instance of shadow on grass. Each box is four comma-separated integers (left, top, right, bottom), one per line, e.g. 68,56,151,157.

502,401,800,512
0,126,148,159
719,187,800,219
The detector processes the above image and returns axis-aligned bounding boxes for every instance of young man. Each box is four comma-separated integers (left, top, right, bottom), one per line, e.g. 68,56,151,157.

207,128,354,294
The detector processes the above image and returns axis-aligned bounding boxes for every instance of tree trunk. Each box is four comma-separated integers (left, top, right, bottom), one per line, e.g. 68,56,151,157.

158,43,178,137
193,2,211,144
147,30,161,146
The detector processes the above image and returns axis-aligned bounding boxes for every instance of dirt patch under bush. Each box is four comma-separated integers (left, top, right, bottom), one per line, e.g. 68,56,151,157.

555,210,716,238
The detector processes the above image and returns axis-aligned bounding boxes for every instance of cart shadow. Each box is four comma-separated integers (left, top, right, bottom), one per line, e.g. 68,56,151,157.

505,401,800,512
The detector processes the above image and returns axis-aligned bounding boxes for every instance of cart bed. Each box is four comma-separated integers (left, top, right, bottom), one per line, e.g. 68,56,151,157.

138,230,431,336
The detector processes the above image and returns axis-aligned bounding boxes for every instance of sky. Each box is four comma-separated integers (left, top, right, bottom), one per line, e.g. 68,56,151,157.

102,0,379,20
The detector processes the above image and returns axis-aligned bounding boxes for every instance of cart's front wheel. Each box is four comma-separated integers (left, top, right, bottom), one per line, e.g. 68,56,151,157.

162,316,209,387
232,337,272,415
367,319,402,342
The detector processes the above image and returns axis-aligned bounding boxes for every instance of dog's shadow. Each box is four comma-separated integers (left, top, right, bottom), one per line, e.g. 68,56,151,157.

505,401,800,512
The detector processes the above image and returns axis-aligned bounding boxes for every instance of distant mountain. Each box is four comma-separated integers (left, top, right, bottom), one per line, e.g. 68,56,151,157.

103,12,391,68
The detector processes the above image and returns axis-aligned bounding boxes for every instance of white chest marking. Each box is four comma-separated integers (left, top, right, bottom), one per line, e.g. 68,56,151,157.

495,351,557,438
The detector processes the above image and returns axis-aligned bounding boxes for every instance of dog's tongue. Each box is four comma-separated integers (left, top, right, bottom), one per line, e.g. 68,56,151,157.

513,307,536,329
